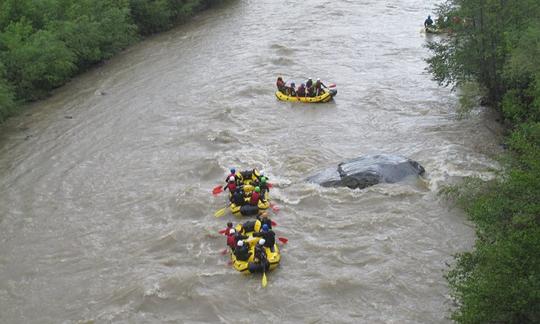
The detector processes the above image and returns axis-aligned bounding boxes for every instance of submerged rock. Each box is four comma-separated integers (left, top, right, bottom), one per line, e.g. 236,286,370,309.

307,154,425,189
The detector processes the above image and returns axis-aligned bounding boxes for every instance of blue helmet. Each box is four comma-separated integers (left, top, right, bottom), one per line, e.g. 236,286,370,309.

230,168,235,173
262,224,269,232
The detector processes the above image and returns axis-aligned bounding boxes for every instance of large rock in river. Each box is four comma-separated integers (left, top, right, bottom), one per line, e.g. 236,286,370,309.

307,154,425,189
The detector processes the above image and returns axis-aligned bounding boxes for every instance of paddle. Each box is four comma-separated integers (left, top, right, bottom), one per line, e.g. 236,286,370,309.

270,203,280,213
214,207,227,218
221,248,228,255
212,185,223,196
271,220,277,227
278,237,288,244
262,271,268,288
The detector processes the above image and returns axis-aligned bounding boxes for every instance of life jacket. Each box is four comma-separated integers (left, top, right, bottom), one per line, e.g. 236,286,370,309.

234,245,250,261
232,191,245,205
250,191,260,205
254,245,267,262
226,182,237,192
262,231,275,247
276,79,286,92
226,234,236,249
288,87,297,96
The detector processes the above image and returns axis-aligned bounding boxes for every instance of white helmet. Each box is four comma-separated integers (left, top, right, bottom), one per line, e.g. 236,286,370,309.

259,170,265,176
317,78,321,81
228,176,235,182
237,240,244,247
229,228,236,234
259,239,266,245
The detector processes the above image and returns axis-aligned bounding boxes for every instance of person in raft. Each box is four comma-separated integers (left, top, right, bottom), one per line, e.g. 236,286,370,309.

223,176,237,193
231,187,245,206
297,83,307,97
313,78,328,96
306,77,314,94
250,187,261,206
256,212,272,230
225,168,236,183
224,221,234,235
226,228,237,250
253,224,276,252
287,82,297,96
234,240,251,261
424,15,434,28
276,77,286,92
252,239,270,272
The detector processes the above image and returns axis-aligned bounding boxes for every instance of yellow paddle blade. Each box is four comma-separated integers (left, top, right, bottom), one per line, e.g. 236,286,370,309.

214,207,227,218
262,272,267,288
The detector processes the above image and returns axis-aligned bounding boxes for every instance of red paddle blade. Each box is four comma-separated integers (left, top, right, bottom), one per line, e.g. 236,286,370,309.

271,220,277,227
328,83,336,88
270,204,280,213
278,237,288,244
212,185,223,195
267,183,273,188
221,249,228,255
218,229,227,235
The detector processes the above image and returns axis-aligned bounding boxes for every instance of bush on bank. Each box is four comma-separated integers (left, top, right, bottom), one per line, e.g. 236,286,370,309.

428,0,540,323
0,0,226,122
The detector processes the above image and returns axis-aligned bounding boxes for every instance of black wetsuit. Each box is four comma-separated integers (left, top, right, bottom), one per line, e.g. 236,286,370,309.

242,220,256,233
232,189,245,205
234,245,251,261
253,230,275,249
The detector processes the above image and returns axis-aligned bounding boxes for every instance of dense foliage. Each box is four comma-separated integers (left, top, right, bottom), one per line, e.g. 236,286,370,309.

0,0,225,122
428,1,540,323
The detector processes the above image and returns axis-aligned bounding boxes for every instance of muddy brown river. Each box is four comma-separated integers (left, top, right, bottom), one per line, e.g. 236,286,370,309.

0,0,503,322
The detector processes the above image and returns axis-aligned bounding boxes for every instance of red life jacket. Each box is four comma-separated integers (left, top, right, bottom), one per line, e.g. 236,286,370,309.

227,234,236,249
250,191,260,205
226,182,237,192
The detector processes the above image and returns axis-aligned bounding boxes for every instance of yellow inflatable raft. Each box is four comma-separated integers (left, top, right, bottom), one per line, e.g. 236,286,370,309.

229,183,270,215
275,89,336,103
228,170,270,216
230,235,280,273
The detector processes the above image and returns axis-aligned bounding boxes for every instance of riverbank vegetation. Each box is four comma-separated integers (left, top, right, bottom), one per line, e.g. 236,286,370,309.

0,0,226,122
427,0,540,322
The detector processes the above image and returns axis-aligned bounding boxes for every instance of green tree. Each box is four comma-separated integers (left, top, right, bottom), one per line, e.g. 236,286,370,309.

129,0,175,35
429,1,540,323
0,63,16,122
0,19,76,100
